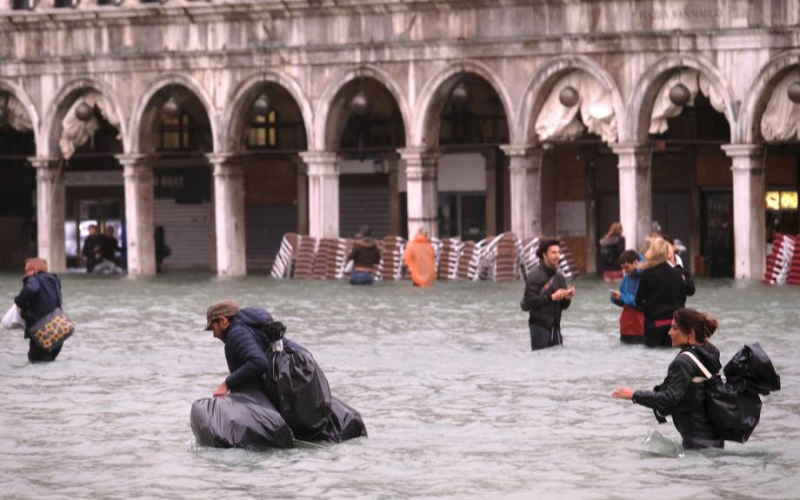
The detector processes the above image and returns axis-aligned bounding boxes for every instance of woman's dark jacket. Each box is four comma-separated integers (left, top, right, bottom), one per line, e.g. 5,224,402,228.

14,272,63,338
223,307,306,391
599,234,625,271
634,262,688,321
520,263,571,329
347,238,381,270
633,344,723,448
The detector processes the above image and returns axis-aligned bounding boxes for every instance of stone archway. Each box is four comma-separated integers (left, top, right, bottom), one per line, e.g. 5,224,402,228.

0,81,39,269
129,77,218,273
225,72,313,272
516,57,625,272
409,61,513,240
321,72,408,239
629,55,737,276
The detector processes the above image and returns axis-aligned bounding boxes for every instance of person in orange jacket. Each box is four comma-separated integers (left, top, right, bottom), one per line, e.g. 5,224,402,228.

403,228,436,287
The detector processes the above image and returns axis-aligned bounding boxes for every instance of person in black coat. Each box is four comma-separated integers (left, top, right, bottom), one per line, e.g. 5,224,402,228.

14,258,65,362
204,300,306,396
705,214,734,278
613,307,724,450
82,224,103,273
520,238,575,350
635,238,689,348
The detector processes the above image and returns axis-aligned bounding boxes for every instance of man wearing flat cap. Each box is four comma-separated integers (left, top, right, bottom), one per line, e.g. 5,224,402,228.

205,299,306,398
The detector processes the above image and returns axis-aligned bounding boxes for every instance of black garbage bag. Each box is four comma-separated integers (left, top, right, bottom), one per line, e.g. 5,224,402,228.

330,396,368,441
704,376,763,443
260,322,332,441
723,342,781,395
190,388,294,450
703,343,781,443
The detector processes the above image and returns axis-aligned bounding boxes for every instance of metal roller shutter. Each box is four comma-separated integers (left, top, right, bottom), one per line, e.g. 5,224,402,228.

154,199,213,269
246,205,297,272
340,183,390,238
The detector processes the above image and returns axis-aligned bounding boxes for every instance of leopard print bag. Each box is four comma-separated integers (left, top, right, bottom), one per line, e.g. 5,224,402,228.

29,308,75,353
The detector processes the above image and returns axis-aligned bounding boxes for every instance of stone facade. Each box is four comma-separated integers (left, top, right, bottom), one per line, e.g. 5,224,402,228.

0,0,798,278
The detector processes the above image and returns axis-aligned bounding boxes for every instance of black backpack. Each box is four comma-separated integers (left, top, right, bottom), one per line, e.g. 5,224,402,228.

683,343,781,443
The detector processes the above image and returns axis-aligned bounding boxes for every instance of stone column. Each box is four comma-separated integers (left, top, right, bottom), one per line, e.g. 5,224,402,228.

30,158,66,273
386,152,401,236
610,143,652,252
483,148,497,237
293,156,309,236
208,154,247,277
116,154,156,276
399,148,439,239
722,144,766,280
299,151,339,238
500,145,545,240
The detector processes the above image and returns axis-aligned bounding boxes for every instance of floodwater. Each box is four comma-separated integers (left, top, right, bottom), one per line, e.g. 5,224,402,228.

1,273,798,500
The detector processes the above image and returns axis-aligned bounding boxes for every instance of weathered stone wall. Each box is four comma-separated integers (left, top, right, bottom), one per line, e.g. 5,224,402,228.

0,0,798,157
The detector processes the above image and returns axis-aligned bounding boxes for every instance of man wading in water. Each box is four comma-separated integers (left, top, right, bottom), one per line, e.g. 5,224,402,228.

520,238,575,350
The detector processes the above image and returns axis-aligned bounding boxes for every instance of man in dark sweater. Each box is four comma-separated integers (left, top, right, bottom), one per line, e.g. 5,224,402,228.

520,238,575,350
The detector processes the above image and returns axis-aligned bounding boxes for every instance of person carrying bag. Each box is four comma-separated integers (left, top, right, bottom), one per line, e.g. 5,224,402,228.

682,342,780,443
14,258,74,362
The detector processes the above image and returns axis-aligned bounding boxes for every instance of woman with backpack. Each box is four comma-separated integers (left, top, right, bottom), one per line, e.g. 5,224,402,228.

612,307,724,450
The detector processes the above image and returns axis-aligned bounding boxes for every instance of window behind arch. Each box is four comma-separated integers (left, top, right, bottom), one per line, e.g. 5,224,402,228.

159,112,193,151
247,110,278,150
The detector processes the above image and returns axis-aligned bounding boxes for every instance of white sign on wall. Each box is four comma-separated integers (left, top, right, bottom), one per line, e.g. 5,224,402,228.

556,201,587,236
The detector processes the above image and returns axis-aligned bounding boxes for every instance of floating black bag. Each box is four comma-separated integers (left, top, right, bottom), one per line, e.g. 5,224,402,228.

330,396,368,441
683,343,781,443
260,322,333,441
190,388,294,450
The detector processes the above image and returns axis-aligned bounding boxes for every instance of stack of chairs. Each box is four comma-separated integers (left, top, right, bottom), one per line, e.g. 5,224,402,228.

328,238,349,279
311,238,348,280
558,239,581,279
378,236,406,281
340,238,356,281
292,235,318,280
270,233,297,279
787,236,800,285
493,232,519,282
456,240,483,281
764,233,794,285
437,237,463,280
271,232,582,283
520,237,541,278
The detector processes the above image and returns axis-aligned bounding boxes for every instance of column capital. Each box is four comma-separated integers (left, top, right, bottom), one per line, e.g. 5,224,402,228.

721,144,764,159
610,142,652,169
300,151,338,176
722,144,765,173
115,154,153,168
398,147,439,165
206,153,241,166
299,150,338,165
500,144,541,158
27,157,60,169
